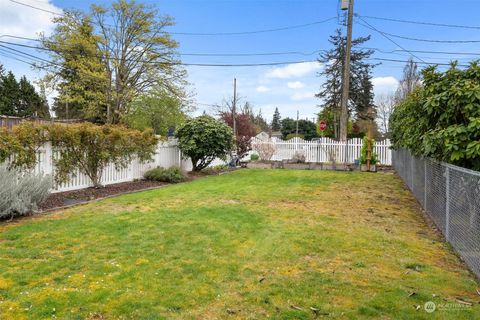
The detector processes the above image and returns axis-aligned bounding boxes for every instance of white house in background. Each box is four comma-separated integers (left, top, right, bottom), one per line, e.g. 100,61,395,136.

255,131,270,141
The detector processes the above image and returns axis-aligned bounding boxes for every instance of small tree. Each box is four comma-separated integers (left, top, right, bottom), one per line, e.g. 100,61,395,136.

271,107,281,131
176,115,233,171
252,139,276,161
220,111,256,158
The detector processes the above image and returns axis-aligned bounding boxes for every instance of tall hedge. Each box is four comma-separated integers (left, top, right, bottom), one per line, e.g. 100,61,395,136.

0,122,158,187
390,61,480,170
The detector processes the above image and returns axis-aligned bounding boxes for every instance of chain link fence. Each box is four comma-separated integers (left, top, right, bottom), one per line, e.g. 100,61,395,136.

393,148,480,277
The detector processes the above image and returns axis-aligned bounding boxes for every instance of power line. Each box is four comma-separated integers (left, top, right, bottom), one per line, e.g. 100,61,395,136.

355,16,427,63
169,17,337,36
8,0,336,36
358,14,480,30
0,36,474,69
368,57,468,67
368,30,480,44
0,37,325,57
4,34,479,59
8,0,62,15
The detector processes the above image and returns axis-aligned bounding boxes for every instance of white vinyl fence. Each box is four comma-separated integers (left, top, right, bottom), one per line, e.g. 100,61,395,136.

251,137,392,165
31,140,199,193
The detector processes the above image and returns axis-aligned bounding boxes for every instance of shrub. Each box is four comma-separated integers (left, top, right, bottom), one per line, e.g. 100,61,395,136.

47,123,158,187
175,115,233,171
250,154,259,161
0,122,158,187
360,136,378,165
144,166,185,183
291,151,306,163
390,62,480,169
203,164,230,174
252,139,276,161
0,164,52,219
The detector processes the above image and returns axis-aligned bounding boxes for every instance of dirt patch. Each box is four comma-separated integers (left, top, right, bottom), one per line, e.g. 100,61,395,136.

38,180,170,211
38,168,239,212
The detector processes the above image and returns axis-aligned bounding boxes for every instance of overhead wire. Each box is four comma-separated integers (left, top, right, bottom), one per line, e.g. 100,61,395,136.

358,15,480,30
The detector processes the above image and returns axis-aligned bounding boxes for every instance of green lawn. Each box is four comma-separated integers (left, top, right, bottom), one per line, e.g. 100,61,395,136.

0,169,479,319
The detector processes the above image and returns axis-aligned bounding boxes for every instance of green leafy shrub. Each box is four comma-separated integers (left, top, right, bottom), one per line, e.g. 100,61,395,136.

47,123,158,187
175,115,233,171
144,166,185,183
390,62,480,169
0,164,52,219
360,136,378,165
0,122,158,187
203,164,230,175
250,154,259,161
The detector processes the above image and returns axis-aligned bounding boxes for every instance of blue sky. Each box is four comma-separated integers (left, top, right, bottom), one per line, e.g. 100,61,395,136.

1,0,480,121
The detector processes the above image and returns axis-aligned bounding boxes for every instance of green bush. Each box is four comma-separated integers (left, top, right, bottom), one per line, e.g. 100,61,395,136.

175,115,233,171
0,164,53,219
144,166,185,183
250,154,259,161
390,62,480,169
360,136,378,165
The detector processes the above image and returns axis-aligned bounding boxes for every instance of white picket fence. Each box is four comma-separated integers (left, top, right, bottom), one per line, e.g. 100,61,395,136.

31,140,196,193
21,137,391,194
251,137,392,165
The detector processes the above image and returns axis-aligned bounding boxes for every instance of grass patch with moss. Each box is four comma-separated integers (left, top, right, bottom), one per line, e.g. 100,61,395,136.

0,169,479,319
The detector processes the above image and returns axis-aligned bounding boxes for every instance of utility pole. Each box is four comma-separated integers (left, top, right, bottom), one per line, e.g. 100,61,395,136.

339,0,354,141
232,78,237,141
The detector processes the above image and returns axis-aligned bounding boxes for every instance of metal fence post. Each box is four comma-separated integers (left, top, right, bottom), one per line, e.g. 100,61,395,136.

424,159,427,210
445,165,450,241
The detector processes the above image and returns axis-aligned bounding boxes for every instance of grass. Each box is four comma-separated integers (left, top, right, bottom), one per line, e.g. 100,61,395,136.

0,169,479,319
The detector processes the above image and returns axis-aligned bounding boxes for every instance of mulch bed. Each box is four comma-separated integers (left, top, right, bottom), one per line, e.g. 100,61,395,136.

38,180,171,211
38,168,237,212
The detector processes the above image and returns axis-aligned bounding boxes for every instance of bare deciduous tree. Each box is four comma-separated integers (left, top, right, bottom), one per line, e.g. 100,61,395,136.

395,57,421,103
376,93,396,136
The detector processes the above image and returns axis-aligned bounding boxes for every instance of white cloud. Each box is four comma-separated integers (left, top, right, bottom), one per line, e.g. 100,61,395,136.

0,0,62,39
266,62,321,79
256,85,270,93
287,81,305,89
291,91,315,101
372,76,399,94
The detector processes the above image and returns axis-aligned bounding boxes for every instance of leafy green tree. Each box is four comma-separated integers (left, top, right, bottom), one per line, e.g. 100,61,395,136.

125,89,192,135
41,0,186,123
271,107,281,131
42,13,108,122
175,115,233,171
280,118,318,140
390,61,480,170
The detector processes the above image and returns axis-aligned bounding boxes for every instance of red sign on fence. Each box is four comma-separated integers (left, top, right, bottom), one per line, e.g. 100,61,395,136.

319,120,327,131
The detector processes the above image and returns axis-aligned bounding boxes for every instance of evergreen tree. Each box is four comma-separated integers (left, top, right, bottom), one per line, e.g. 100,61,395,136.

0,72,20,116
37,80,51,119
355,68,375,119
280,118,318,140
316,29,376,121
271,107,281,131
17,76,42,117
